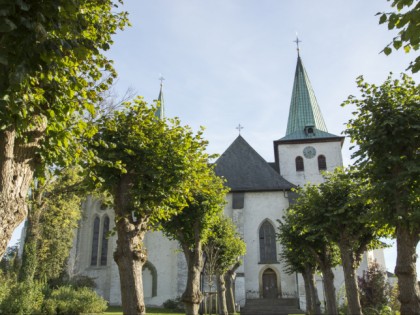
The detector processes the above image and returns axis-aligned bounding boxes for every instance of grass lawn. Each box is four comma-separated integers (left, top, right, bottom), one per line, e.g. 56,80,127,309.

105,306,184,315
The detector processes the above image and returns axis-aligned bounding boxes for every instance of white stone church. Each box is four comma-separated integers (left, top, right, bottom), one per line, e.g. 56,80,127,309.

68,54,386,310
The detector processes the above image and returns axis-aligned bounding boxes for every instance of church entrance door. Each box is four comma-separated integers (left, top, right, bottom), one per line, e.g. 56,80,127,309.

262,268,278,299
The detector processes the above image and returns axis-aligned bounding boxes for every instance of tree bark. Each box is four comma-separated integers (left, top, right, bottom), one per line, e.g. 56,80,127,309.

301,270,313,314
0,125,44,259
113,174,148,315
339,241,362,315
217,273,228,315
308,269,321,315
319,264,337,315
395,224,420,315
225,262,240,315
181,242,204,315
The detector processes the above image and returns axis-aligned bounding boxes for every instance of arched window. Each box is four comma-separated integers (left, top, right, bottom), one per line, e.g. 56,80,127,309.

259,221,277,263
295,156,304,172
90,216,100,266
143,261,158,297
100,216,110,266
318,155,327,171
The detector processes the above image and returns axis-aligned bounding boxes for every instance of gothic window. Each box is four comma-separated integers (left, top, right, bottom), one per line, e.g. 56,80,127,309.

259,221,277,263
90,216,100,266
318,155,327,171
143,261,158,297
100,216,110,266
295,156,304,172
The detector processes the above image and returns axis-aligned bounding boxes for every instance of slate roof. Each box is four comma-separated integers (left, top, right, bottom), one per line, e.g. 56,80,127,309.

155,81,165,120
214,136,294,192
285,55,328,136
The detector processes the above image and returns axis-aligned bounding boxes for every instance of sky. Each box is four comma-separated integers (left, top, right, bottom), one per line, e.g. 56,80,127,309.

8,0,420,275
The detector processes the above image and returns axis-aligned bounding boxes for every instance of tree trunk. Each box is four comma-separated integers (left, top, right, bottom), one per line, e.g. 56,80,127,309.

308,270,321,315
339,242,362,315
319,264,337,315
225,262,240,315
19,197,43,282
395,224,420,315
181,242,204,315
301,270,313,314
113,174,148,315
217,273,228,315
0,125,44,259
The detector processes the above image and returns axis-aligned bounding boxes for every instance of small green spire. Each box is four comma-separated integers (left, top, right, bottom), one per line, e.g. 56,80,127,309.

285,55,328,136
155,76,165,119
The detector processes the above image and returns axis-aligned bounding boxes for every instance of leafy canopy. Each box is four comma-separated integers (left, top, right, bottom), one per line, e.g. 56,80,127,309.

0,0,129,170
90,98,212,223
343,74,420,228
378,0,420,72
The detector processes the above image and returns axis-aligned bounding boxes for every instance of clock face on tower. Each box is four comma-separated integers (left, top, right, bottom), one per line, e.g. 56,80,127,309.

303,146,316,159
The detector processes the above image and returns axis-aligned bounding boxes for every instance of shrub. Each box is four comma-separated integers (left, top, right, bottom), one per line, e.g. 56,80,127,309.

163,297,184,310
42,286,107,314
0,280,45,314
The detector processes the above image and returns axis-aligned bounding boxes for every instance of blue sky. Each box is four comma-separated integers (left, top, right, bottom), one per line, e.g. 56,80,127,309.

9,0,420,275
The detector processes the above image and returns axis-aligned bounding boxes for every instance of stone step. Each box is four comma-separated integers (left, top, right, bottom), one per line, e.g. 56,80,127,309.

241,298,304,315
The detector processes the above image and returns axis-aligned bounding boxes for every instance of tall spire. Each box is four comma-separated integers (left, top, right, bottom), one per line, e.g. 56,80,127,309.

155,76,165,119
285,55,328,136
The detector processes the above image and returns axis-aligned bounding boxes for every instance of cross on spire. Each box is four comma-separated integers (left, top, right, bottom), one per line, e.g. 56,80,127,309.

293,34,302,55
159,75,165,86
236,124,244,135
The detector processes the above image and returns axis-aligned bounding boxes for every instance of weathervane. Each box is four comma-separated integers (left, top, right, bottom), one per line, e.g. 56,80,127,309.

236,124,244,135
293,34,302,55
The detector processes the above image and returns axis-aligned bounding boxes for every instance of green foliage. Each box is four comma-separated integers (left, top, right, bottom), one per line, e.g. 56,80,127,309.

358,261,392,315
20,166,84,283
90,98,212,223
343,74,420,229
0,0,129,172
42,286,108,315
0,280,46,314
204,215,246,275
378,0,420,72
163,297,184,311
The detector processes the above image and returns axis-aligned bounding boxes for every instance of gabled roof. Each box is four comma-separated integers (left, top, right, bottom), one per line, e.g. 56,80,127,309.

214,136,294,192
285,55,328,137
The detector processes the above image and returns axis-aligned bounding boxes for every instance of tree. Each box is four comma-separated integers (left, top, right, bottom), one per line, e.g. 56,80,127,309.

0,0,128,258
285,186,341,315
19,166,85,283
90,99,213,314
160,167,228,315
203,216,246,315
343,74,420,315
277,217,321,315
379,0,420,73
358,261,392,315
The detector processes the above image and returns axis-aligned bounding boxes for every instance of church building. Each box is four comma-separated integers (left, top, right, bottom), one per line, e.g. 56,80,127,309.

68,53,385,310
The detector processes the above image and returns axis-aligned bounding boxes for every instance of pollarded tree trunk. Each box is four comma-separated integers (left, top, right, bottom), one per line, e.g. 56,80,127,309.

225,262,240,315
395,224,420,315
308,269,321,315
318,264,337,315
0,124,45,259
113,174,148,315
180,229,204,315
217,273,228,315
339,241,362,315
301,269,313,314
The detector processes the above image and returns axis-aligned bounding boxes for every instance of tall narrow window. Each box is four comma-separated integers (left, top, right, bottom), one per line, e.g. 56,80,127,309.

318,155,327,171
100,216,110,266
295,156,304,171
90,216,100,266
259,221,277,263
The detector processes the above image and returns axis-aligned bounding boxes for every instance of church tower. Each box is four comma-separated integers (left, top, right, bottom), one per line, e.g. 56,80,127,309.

273,53,344,186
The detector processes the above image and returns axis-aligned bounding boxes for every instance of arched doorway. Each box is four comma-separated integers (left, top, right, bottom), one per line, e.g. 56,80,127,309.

262,268,278,299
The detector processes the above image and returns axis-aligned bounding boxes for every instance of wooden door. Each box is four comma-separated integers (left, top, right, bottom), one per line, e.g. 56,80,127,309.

262,268,278,299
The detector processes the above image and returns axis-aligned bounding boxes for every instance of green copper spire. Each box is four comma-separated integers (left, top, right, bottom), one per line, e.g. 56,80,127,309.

285,55,328,136
155,76,165,119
